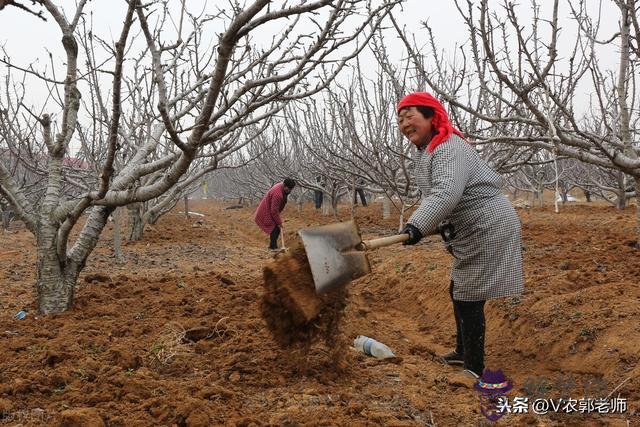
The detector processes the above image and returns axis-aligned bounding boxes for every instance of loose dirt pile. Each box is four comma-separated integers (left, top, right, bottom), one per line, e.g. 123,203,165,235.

261,243,348,351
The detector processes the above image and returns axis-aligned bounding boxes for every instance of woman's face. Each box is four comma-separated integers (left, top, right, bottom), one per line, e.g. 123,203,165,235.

397,106,434,147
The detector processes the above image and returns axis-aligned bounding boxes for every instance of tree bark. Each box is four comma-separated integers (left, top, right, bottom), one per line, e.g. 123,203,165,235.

636,179,640,248
322,192,330,216
536,185,545,208
201,181,209,199
398,202,407,233
113,207,123,263
37,205,114,314
1,207,12,230
553,153,560,213
616,172,627,210
617,192,627,210
382,194,391,219
36,224,76,314
127,203,145,241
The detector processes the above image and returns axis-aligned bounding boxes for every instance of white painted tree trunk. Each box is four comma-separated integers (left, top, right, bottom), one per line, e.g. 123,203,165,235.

398,202,407,232
383,194,391,219
553,153,560,214
322,193,330,216
36,226,75,314
537,183,545,208
37,206,113,314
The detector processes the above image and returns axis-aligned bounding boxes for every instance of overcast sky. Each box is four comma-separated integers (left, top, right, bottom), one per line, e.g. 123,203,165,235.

0,0,622,141
0,2,468,78
0,2,465,125
0,1,620,87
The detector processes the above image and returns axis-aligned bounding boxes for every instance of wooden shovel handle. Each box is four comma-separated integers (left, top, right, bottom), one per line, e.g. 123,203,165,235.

357,233,409,251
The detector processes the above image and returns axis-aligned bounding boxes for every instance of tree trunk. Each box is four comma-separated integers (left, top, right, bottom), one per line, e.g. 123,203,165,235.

322,192,329,216
382,194,391,219
350,189,356,219
36,156,77,314
331,194,339,219
297,194,303,214
37,206,114,314
398,202,407,232
537,184,545,208
183,195,190,218
128,203,145,241
616,172,627,210
1,208,11,230
350,180,360,218
37,270,78,315
617,192,626,210
584,189,591,202
113,207,124,263
636,179,640,248
201,181,209,199
36,228,77,314
553,162,560,213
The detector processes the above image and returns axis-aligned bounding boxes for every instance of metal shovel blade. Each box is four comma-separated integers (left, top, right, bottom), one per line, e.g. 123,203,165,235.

298,220,371,294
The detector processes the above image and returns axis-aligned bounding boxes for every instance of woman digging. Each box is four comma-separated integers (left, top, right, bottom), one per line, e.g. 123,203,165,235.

396,92,524,381
255,178,296,252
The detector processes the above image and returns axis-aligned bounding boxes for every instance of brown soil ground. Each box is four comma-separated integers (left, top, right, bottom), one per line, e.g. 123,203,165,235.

0,199,639,426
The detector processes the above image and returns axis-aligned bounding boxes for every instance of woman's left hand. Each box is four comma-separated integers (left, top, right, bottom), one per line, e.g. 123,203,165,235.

401,223,423,245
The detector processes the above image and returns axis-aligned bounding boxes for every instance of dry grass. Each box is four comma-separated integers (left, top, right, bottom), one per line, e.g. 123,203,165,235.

148,322,192,366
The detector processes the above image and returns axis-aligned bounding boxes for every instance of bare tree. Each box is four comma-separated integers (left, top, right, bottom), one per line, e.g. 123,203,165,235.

569,164,636,208
272,54,422,227
0,0,45,20
393,0,639,242
0,0,400,314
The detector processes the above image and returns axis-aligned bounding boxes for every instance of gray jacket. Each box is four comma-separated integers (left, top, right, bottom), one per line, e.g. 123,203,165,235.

408,134,524,301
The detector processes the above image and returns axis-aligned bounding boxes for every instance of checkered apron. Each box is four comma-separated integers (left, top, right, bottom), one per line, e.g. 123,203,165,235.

408,135,524,301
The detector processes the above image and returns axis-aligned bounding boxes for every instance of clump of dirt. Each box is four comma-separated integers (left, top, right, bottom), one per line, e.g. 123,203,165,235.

261,244,348,351
262,245,324,325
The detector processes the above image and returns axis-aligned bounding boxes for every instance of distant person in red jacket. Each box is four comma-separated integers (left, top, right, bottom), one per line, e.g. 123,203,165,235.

255,178,296,251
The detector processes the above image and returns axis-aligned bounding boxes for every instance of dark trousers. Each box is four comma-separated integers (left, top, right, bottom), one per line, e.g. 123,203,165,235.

269,226,281,249
450,281,486,376
314,190,323,209
354,188,367,206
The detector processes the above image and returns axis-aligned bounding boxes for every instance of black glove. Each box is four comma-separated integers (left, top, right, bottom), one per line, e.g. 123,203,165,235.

436,220,456,242
401,223,423,245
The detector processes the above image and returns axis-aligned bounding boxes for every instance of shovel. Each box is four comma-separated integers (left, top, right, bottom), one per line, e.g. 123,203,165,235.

297,220,409,293
267,229,288,254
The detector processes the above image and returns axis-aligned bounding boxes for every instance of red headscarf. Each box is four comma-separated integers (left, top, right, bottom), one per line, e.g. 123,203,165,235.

397,92,465,153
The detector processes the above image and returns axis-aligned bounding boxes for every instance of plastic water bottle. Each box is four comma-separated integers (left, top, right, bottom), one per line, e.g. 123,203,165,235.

353,335,395,359
14,310,27,320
